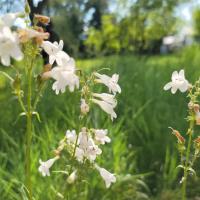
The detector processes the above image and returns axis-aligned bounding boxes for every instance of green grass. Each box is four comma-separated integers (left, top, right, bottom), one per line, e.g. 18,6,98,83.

1,45,200,199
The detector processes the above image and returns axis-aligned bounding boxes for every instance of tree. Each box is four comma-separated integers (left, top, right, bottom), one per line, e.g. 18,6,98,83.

193,8,200,38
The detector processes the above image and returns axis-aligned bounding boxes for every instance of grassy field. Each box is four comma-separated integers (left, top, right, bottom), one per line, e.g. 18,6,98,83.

1,45,200,199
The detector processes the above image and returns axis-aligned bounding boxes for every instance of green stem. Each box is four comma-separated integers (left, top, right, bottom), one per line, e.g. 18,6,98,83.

17,92,27,113
33,82,45,110
25,64,33,200
182,118,194,200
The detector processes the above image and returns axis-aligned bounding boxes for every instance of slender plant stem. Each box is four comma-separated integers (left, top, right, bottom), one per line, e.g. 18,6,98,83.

182,117,194,200
17,93,27,113
25,62,33,200
33,82,45,110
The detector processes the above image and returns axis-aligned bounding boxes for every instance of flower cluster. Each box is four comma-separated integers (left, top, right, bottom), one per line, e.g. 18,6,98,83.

38,59,121,188
38,70,121,188
164,69,200,193
0,10,120,194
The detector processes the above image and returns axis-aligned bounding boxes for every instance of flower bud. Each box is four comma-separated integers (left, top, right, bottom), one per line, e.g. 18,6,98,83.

194,104,200,113
170,128,185,144
196,112,200,125
41,64,52,80
34,14,50,25
67,170,77,184
80,99,89,115
188,101,194,110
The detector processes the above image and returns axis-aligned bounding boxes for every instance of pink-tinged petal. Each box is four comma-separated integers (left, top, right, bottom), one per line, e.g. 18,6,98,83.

163,82,172,90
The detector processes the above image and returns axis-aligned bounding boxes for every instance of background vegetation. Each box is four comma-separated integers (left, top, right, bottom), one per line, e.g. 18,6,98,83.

1,0,200,199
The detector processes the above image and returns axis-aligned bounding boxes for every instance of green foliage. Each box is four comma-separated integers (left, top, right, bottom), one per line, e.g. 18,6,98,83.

85,0,182,55
85,15,120,56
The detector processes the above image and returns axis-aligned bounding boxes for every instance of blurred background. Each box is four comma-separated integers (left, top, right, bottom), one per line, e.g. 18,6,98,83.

1,0,200,199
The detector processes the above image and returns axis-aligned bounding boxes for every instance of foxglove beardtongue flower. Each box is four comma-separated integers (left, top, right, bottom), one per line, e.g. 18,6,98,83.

0,27,23,66
77,128,102,161
50,58,79,94
92,93,117,121
38,156,59,177
94,72,121,94
94,129,111,145
95,164,116,188
66,130,77,144
0,13,20,29
163,69,190,94
41,40,70,65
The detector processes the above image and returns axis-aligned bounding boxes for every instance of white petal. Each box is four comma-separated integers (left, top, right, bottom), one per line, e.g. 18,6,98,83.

171,71,178,81
171,87,178,94
163,82,172,90
1,55,10,66
179,81,189,92
179,69,185,79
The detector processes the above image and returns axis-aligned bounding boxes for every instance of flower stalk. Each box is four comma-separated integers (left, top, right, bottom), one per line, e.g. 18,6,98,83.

182,117,194,200
25,60,34,200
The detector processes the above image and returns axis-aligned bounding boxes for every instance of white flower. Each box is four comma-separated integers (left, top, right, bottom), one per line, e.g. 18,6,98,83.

0,13,20,29
95,72,121,94
95,165,116,188
164,69,190,94
75,147,85,162
80,99,90,114
41,40,70,65
0,27,23,66
50,58,79,94
67,170,77,184
66,130,77,144
78,128,102,162
38,156,59,177
86,138,102,161
94,129,111,145
92,93,117,121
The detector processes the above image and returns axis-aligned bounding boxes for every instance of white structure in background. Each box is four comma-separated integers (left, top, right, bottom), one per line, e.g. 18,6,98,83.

160,26,194,54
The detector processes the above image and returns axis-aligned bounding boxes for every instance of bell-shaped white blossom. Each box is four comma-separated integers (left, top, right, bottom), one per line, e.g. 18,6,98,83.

0,27,23,66
86,138,102,161
41,40,70,65
66,130,77,144
77,129,102,162
50,58,79,94
164,69,190,94
95,165,116,188
94,129,111,145
67,170,77,184
38,156,59,177
0,13,19,29
75,147,85,162
95,72,121,94
92,93,117,121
